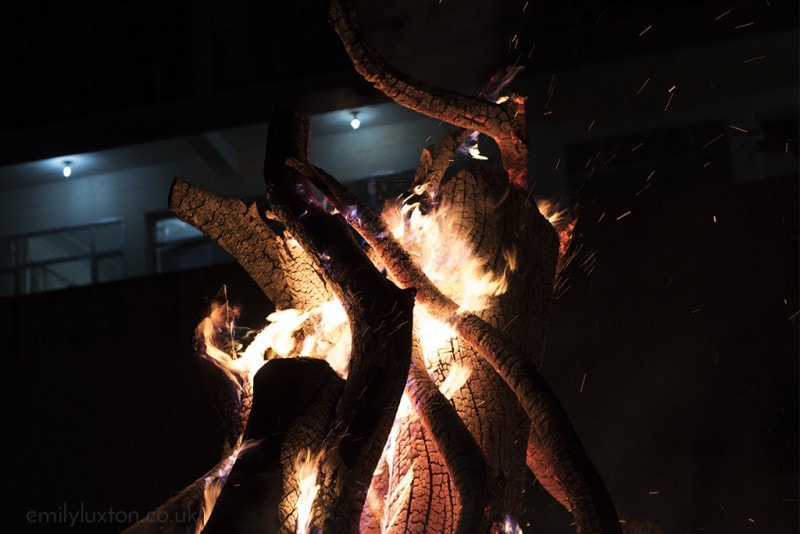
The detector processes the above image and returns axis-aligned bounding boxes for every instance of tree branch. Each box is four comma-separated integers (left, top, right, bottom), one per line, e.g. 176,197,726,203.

264,108,415,533
168,179,329,311
405,337,490,533
287,158,620,533
329,0,529,189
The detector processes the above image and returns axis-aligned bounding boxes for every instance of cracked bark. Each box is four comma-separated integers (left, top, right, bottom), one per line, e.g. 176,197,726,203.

329,0,529,190
130,1,621,532
292,158,619,533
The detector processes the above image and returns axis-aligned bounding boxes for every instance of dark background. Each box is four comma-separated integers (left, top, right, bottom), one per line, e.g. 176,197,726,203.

1,0,797,532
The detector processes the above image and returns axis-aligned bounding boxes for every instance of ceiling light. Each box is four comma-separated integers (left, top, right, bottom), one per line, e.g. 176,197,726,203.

62,161,72,178
350,111,361,130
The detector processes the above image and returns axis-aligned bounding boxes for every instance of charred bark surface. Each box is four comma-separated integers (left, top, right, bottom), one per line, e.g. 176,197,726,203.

129,1,622,532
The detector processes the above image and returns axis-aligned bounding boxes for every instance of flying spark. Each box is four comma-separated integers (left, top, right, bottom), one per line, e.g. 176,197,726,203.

636,77,651,95
743,55,767,63
638,24,653,37
702,133,725,149
664,92,675,112
734,22,754,30
635,182,653,196
714,9,732,21
616,211,631,221
729,125,748,133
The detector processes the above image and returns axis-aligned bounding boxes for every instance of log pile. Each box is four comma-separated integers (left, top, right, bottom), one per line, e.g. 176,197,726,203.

124,1,621,532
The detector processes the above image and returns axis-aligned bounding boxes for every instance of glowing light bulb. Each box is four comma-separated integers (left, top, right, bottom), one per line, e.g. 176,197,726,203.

350,111,360,130
62,161,72,178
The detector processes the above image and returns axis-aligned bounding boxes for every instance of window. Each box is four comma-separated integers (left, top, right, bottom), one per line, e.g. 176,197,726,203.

149,214,234,274
0,219,124,298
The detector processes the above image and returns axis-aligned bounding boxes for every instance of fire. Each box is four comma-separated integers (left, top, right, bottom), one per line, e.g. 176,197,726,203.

386,199,512,313
195,296,265,387
501,514,524,534
196,440,260,534
192,189,571,531
295,448,323,534
256,297,351,377
536,198,577,261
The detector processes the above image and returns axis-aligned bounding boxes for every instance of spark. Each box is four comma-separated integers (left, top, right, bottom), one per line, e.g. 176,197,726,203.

729,124,749,134
664,91,675,112
635,182,653,196
648,490,660,495
646,169,655,181
579,372,587,393
702,133,725,149
691,307,703,314
714,9,732,21
638,24,653,37
636,77,650,95
734,22,754,29
598,211,606,222
522,1,529,11
743,55,767,63
587,119,595,133
703,161,711,168
631,142,644,152
595,9,605,24
789,310,799,321
712,215,718,223
555,157,560,170
616,211,631,221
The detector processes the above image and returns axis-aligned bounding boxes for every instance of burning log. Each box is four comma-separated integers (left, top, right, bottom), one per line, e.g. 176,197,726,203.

126,1,622,532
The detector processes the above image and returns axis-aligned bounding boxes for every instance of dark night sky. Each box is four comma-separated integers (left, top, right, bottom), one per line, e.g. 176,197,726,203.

1,1,798,533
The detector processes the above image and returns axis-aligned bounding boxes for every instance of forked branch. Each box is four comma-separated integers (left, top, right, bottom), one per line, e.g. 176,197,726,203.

287,157,621,533
329,0,529,189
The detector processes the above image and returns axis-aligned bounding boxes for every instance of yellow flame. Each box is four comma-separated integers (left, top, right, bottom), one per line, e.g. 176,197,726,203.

386,202,511,314
535,198,577,261
196,439,260,533
196,300,266,387
254,297,352,378
295,448,323,534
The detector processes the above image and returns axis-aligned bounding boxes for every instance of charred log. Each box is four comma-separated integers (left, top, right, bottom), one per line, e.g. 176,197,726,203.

129,1,623,532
